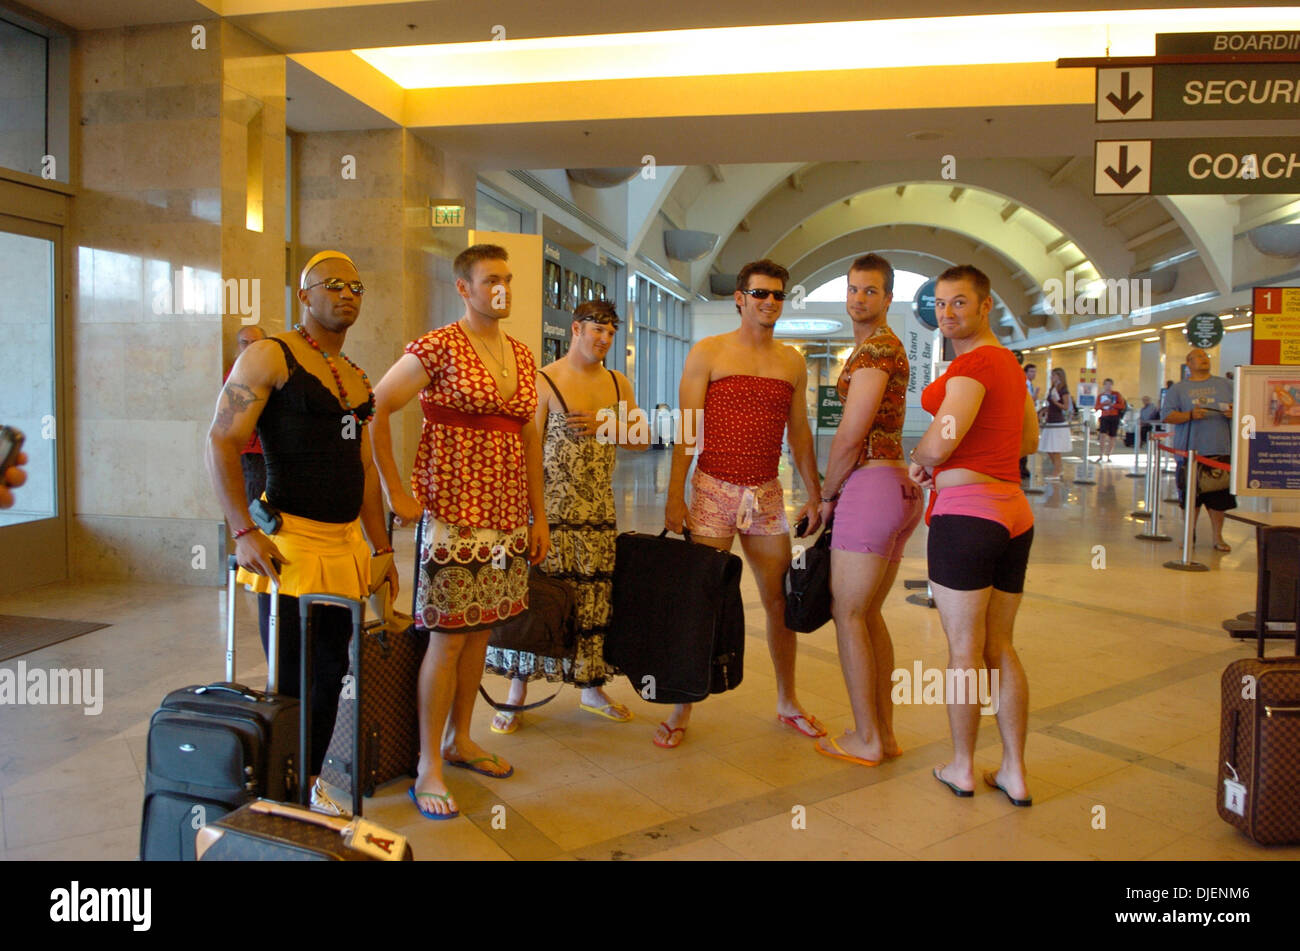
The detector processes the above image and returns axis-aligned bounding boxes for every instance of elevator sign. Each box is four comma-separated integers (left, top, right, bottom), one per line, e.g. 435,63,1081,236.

1095,137,1300,195
1097,65,1300,122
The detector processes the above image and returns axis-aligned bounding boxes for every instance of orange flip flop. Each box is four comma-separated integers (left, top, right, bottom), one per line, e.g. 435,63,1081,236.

815,736,879,767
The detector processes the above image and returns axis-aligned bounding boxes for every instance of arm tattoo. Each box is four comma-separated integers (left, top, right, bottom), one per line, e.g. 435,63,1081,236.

214,382,263,432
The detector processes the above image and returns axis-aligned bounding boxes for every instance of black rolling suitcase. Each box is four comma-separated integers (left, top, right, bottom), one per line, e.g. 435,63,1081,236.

605,530,745,704
195,798,412,861
1217,527,1300,845
140,557,303,861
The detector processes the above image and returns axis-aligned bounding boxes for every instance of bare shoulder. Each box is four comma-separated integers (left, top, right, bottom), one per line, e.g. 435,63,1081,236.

778,341,806,381
234,336,289,387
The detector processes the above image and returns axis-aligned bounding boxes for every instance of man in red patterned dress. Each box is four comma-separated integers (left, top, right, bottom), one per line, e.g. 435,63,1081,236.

371,244,548,820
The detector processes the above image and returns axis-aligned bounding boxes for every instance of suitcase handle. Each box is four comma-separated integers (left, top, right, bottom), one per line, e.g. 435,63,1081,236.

659,527,694,542
297,593,367,811
248,797,349,833
226,555,280,691
194,683,262,702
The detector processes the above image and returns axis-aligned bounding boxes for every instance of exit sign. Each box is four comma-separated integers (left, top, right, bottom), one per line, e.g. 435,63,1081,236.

430,202,465,227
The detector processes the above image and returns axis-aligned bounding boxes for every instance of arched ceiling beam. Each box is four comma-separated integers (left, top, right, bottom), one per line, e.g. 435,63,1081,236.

1159,195,1239,296
710,158,1136,293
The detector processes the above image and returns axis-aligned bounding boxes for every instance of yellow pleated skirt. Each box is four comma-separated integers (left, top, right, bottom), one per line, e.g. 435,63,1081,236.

236,509,371,600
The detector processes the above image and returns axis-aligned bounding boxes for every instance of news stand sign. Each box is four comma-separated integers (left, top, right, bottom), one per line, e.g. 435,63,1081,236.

1232,364,1300,498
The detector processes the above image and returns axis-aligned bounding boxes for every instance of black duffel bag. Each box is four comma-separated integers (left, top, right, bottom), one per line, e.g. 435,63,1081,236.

606,529,744,704
490,567,578,661
784,516,834,633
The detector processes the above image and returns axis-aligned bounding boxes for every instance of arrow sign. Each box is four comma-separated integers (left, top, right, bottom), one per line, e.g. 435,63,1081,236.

1094,140,1152,194
1106,72,1144,114
1106,145,1142,188
1096,68,1153,121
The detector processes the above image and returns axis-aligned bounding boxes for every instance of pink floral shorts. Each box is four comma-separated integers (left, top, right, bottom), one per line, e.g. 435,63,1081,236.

688,467,789,538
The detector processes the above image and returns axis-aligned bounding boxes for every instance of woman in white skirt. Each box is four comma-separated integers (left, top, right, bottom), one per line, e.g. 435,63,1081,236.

1038,367,1073,480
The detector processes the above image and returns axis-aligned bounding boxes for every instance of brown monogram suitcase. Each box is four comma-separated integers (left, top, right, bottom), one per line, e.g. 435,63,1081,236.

1217,527,1300,845
317,593,427,816
196,798,413,861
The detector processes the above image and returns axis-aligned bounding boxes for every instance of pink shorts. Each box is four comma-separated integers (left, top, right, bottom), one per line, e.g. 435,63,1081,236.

830,466,923,562
689,467,789,537
930,482,1034,538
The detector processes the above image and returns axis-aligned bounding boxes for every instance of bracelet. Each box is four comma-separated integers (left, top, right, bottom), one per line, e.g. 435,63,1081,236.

232,526,258,539
371,546,394,557
820,492,839,503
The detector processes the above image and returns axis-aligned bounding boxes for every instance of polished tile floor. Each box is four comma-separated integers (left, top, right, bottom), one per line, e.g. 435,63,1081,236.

2,445,1296,861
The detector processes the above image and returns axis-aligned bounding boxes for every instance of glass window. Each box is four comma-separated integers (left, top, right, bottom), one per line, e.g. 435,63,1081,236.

0,19,48,178
475,188,523,233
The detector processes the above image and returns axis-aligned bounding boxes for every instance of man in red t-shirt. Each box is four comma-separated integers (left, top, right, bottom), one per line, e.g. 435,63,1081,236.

1095,378,1126,463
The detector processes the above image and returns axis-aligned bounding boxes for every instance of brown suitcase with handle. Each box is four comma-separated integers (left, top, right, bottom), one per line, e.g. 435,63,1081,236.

196,798,413,861
1217,526,1300,845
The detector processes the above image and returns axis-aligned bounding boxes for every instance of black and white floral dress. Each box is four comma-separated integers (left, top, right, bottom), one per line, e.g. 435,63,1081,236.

484,370,621,686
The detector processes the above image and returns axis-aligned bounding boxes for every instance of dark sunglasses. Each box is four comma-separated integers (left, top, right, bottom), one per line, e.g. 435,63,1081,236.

305,278,365,295
578,315,620,329
739,288,787,301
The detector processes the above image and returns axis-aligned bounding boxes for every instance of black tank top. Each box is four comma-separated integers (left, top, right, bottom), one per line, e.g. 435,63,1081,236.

257,337,372,523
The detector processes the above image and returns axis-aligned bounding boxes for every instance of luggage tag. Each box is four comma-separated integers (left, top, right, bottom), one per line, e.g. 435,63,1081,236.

1222,763,1246,817
343,817,408,861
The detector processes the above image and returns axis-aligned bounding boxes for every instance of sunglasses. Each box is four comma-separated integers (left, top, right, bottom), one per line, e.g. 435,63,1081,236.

304,278,365,295
739,288,787,301
578,315,620,329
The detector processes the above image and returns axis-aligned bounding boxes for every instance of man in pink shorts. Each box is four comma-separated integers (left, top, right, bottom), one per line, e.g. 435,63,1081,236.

662,259,824,748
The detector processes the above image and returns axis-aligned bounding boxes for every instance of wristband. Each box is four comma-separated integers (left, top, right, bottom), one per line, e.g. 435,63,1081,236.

371,546,394,557
820,492,839,503
232,526,258,540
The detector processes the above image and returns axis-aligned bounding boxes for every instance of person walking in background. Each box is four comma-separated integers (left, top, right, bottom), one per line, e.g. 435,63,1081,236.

814,254,920,766
1095,378,1126,463
910,265,1038,807
1038,367,1072,480
1019,362,1038,479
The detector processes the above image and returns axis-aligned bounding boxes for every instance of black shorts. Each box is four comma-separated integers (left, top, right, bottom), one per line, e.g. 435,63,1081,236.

1098,415,1120,437
928,515,1034,593
1174,456,1237,512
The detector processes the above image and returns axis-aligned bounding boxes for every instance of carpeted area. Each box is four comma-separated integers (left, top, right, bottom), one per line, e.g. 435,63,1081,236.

0,615,110,663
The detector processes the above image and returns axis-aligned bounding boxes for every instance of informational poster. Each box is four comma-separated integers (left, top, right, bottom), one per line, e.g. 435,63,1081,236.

1077,381,1098,409
1232,364,1300,497
1252,286,1300,365
817,385,844,429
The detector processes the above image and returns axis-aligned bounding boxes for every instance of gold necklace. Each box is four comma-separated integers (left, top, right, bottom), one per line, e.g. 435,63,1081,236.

464,321,511,378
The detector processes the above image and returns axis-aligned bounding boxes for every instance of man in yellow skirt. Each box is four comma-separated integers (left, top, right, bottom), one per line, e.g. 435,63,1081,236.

205,250,397,813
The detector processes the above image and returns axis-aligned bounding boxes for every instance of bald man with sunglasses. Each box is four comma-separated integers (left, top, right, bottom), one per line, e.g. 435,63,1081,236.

659,258,824,749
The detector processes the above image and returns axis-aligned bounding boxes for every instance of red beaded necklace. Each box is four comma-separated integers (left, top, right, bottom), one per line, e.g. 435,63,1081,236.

294,323,374,425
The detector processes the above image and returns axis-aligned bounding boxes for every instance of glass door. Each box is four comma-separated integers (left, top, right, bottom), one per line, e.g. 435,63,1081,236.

0,215,65,591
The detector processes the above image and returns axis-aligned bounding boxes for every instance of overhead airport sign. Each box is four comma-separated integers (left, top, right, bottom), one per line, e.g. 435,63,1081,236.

1094,137,1300,195
1156,31,1300,55
1097,64,1300,122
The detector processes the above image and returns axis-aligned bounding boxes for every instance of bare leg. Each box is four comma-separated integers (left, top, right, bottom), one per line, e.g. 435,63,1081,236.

1208,508,1229,549
867,559,905,756
738,531,820,728
819,548,893,761
929,581,993,793
982,588,1030,801
492,676,527,732
441,629,512,775
414,634,466,814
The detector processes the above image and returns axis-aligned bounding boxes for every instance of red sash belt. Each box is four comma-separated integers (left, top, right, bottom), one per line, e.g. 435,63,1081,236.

424,403,524,434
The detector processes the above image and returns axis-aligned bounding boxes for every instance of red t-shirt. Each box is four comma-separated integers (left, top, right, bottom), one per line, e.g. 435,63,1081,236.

921,345,1024,483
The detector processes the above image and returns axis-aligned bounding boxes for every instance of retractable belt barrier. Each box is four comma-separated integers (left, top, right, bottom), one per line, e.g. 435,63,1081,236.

1156,442,1231,572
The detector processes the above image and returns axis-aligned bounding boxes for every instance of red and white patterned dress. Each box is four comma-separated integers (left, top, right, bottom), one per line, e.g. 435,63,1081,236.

405,323,539,633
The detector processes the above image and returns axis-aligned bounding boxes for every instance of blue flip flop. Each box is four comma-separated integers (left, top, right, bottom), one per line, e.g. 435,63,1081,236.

444,754,514,779
408,785,459,820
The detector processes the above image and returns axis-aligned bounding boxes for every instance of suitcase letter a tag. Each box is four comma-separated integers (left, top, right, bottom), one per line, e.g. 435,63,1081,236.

1223,763,1247,818
344,817,408,860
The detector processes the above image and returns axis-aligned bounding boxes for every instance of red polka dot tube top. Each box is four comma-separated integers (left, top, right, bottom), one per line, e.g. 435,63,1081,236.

696,374,793,486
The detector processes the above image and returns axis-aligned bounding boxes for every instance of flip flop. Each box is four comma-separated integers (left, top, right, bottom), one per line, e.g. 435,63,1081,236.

408,786,459,821
579,701,633,722
933,765,974,798
490,711,520,735
1213,541,1232,553
814,736,880,767
984,771,1032,807
777,712,827,738
444,754,515,779
653,722,686,749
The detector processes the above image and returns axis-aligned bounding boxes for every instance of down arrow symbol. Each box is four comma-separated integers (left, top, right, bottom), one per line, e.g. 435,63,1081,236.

1105,71,1144,115
1105,145,1142,188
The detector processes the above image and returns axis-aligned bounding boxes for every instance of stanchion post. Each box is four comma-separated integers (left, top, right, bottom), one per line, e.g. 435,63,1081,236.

1136,440,1171,541
1164,449,1208,570
1127,409,1144,478
1074,420,1097,485
1131,431,1156,518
